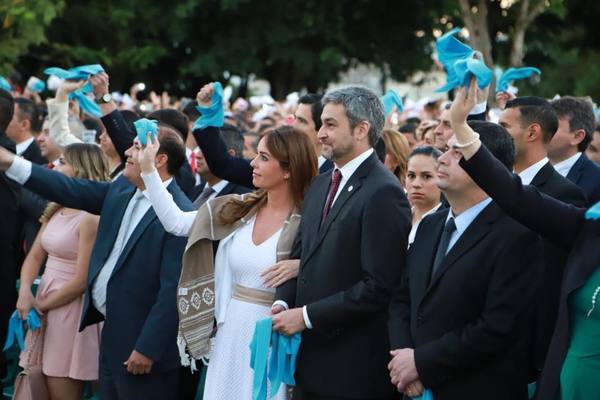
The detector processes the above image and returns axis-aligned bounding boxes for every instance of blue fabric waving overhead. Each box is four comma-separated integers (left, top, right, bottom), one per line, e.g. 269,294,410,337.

194,82,225,130
3,310,42,352
134,118,159,146
381,90,404,116
44,64,105,117
249,317,301,400
0,76,11,92
29,77,46,93
495,67,541,93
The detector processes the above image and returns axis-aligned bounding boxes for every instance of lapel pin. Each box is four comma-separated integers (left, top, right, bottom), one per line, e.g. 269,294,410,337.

348,185,354,192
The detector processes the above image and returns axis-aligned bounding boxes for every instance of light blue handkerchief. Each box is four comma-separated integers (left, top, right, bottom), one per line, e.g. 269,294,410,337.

0,76,11,92
44,64,105,117
381,90,404,116
585,200,600,220
414,389,434,400
134,118,159,146
3,310,42,352
495,67,541,93
193,82,225,130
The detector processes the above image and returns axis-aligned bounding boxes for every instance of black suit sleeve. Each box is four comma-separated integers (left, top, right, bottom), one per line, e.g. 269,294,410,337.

193,127,254,189
388,255,414,350
101,110,135,163
414,229,541,388
306,183,410,330
274,222,303,307
460,145,586,249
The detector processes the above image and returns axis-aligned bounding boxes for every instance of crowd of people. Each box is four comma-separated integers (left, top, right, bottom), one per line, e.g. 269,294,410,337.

0,59,598,400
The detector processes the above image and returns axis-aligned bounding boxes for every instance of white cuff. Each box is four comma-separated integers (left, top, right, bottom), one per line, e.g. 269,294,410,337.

302,305,312,329
469,101,487,115
272,300,289,311
6,156,32,184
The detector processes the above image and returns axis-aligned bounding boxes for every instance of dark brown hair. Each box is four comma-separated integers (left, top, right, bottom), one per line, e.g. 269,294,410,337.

219,126,318,224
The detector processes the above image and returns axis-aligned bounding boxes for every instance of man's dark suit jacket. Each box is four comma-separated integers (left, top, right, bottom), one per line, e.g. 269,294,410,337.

0,134,20,376
194,127,334,190
566,153,600,205
23,165,193,374
390,203,542,400
277,153,411,398
17,140,48,259
189,180,250,201
101,110,196,199
528,162,586,373
460,145,600,400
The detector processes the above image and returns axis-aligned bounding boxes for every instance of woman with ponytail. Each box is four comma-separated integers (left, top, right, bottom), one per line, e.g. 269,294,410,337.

139,105,317,398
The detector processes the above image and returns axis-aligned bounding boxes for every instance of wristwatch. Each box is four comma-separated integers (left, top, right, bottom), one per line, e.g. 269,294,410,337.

96,93,112,104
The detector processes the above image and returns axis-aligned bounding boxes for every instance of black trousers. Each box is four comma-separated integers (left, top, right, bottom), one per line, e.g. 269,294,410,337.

293,386,401,400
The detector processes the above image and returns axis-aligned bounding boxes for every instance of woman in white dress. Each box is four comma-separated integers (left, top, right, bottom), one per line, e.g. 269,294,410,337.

406,146,443,245
138,108,317,399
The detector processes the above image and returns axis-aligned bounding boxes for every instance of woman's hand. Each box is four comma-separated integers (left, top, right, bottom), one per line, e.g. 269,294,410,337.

138,133,161,174
196,83,214,107
261,259,300,288
56,80,86,102
496,91,516,110
16,290,36,320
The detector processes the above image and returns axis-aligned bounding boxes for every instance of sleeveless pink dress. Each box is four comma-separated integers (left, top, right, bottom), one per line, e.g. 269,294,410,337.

20,210,102,380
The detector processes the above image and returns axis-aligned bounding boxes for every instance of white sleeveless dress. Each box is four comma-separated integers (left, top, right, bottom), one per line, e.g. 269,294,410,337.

203,216,287,400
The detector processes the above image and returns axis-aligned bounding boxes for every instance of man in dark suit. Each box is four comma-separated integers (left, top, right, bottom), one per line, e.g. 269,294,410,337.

548,96,600,205
272,86,411,399
388,121,542,400
499,96,587,375
0,125,193,400
0,89,21,390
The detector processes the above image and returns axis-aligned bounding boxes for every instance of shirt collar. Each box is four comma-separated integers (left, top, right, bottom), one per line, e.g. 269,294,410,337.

208,179,228,194
518,157,549,185
318,155,327,168
16,137,35,156
446,197,492,238
334,148,374,181
552,152,582,177
141,177,173,199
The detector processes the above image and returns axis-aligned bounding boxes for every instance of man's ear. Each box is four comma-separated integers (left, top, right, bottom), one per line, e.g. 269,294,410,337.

155,153,169,170
572,129,586,146
354,121,370,142
527,123,542,142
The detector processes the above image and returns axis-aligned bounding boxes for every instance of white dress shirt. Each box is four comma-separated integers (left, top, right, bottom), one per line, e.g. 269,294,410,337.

208,179,229,200
444,198,492,254
518,157,549,186
552,152,582,177
15,137,35,156
408,203,442,246
318,156,328,169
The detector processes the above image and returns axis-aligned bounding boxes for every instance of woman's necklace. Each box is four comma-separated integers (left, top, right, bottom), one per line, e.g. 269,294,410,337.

587,285,600,317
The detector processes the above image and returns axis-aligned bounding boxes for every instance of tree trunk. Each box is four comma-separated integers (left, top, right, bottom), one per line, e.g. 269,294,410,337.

458,0,494,68
509,0,548,66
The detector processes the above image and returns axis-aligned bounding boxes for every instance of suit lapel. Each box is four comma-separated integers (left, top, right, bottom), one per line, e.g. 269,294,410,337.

424,203,499,298
566,155,585,184
110,208,157,278
88,184,136,283
530,162,552,188
301,175,331,266
563,221,600,295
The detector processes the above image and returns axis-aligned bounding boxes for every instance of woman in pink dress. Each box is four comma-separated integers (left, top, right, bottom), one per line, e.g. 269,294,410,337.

17,143,109,400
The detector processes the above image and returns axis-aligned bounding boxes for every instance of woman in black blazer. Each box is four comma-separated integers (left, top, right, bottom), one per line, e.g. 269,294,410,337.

449,81,600,400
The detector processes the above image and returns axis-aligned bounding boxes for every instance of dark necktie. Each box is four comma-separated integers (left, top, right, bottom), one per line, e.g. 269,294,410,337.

431,217,457,280
321,169,342,223
193,186,216,208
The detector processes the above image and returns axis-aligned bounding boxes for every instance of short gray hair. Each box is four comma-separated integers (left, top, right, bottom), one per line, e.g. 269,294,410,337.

322,86,385,146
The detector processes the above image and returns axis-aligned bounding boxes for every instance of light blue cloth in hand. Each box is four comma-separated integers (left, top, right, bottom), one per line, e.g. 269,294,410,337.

44,64,105,118
193,82,225,130
495,67,541,93
134,118,159,146
3,310,42,352
0,76,11,92
249,317,301,400
381,90,404,116
585,200,600,220
413,389,434,400
28,77,46,93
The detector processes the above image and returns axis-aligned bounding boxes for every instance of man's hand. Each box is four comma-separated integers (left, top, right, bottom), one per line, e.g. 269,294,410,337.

196,83,214,107
272,307,306,335
450,78,478,128
56,80,86,102
0,145,15,171
495,91,516,110
89,72,110,100
388,348,419,392
138,133,160,174
261,259,300,288
271,304,286,315
404,379,424,398
124,350,153,375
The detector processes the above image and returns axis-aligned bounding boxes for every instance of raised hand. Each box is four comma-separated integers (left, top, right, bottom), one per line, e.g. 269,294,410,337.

196,83,214,107
138,133,161,174
496,91,516,110
56,80,86,102
89,72,110,100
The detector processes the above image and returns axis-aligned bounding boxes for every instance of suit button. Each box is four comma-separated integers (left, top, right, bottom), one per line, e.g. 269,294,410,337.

417,315,424,324
299,278,306,285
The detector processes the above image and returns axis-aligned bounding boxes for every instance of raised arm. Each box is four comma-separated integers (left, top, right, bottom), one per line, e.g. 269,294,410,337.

450,80,586,248
139,135,197,236
193,83,254,188
48,80,85,147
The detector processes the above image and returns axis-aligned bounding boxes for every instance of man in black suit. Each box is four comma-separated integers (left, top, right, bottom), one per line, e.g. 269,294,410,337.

499,96,587,375
548,96,600,205
0,89,21,390
388,121,542,400
273,86,411,399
